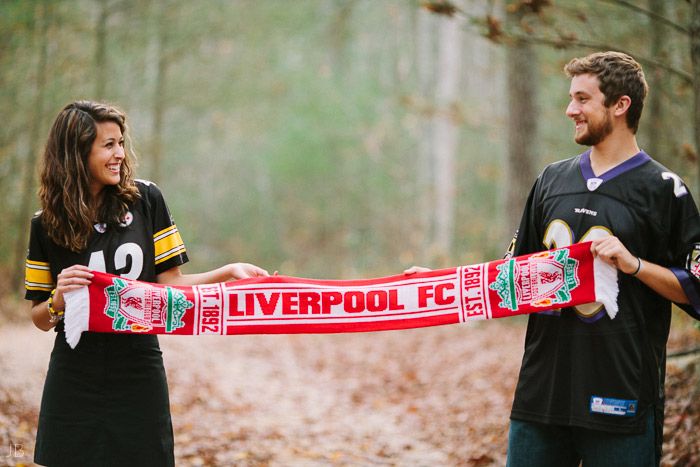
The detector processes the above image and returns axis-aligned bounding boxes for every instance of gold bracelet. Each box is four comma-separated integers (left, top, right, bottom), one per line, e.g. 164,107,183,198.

47,289,64,322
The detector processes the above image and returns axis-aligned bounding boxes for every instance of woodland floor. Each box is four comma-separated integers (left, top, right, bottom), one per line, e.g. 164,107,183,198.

0,315,699,467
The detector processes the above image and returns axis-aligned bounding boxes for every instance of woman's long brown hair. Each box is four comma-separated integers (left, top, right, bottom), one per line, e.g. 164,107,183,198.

38,101,140,252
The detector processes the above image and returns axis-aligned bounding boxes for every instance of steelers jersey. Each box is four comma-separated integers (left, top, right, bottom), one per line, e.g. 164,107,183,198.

509,150,700,434
25,180,188,302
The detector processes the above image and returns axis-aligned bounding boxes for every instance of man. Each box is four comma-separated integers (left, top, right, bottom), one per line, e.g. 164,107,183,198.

504,51,700,466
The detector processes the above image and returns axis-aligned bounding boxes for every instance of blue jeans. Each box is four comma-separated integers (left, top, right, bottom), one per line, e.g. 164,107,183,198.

506,410,656,467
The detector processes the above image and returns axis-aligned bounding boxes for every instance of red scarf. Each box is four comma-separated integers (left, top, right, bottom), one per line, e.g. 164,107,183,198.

64,242,618,348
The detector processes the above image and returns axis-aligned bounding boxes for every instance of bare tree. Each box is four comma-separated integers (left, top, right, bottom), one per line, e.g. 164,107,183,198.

644,0,666,161
150,0,169,183
433,12,463,260
692,0,700,185
415,7,437,256
94,0,109,100
13,0,51,288
505,3,538,228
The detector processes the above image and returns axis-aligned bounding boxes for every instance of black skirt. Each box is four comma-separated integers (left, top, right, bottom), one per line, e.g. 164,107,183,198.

34,325,174,467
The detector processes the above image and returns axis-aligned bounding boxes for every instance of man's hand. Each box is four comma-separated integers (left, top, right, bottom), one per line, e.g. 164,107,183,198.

590,236,639,275
404,266,432,275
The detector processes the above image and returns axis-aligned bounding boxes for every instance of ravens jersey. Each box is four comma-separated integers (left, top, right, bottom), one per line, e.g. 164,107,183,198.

509,150,700,436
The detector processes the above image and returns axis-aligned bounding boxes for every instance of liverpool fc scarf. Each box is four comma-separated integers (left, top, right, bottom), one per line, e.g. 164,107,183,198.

64,242,619,348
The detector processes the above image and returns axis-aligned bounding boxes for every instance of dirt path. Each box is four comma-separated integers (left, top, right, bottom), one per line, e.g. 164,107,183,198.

1,317,698,466
0,321,524,466
161,322,523,466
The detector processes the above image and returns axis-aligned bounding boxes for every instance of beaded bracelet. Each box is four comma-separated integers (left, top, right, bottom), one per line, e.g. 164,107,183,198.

47,289,65,323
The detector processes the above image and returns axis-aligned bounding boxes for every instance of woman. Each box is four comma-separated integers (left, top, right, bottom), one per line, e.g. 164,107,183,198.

25,100,268,466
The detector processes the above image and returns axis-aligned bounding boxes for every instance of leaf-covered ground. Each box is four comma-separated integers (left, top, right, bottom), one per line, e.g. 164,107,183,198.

1,316,698,466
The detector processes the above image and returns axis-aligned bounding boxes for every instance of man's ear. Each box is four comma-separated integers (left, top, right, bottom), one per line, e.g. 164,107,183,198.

614,95,632,116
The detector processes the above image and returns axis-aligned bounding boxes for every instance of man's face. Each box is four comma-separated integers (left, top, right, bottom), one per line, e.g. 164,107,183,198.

566,74,614,146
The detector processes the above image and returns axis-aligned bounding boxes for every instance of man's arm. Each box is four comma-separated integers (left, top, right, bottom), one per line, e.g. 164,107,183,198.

590,236,689,304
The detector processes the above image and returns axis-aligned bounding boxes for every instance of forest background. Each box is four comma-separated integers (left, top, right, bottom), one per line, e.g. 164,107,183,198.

1,0,700,465
1,0,700,292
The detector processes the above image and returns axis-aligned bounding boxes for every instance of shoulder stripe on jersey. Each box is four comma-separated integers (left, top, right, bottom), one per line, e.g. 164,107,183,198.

25,260,53,292
154,225,186,265
156,246,187,264
154,225,178,242
26,259,50,269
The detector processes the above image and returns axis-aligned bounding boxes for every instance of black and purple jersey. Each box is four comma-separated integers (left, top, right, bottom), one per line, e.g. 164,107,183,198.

509,150,700,435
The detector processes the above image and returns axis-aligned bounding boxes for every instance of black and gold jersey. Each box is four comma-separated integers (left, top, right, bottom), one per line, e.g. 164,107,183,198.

25,180,188,302
509,150,700,434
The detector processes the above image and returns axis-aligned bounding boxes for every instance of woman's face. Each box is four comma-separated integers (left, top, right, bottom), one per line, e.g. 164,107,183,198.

88,121,125,197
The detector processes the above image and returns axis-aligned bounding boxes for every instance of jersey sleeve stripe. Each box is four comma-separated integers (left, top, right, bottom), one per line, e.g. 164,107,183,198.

153,225,186,265
155,246,187,265
671,267,700,318
26,259,50,268
25,260,53,292
154,225,178,242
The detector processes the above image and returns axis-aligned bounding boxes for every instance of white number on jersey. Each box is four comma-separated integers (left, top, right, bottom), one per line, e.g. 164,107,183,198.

662,171,688,198
543,221,613,318
88,243,144,280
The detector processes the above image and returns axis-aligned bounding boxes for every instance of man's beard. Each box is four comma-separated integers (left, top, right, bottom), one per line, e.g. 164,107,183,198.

575,111,613,146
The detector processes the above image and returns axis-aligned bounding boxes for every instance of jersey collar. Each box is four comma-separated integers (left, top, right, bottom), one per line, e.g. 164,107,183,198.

580,149,650,191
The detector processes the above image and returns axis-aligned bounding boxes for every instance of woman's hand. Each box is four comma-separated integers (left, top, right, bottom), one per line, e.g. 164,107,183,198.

31,264,93,331
404,266,432,275
52,265,94,311
229,262,270,279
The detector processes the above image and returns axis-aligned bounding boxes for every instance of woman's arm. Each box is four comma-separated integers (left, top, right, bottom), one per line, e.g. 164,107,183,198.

31,299,57,332
30,263,269,330
30,265,95,331
156,263,269,286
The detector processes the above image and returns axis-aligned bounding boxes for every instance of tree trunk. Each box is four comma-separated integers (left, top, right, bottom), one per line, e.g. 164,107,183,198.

151,0,168,183
505,8,537,231
326,0,353,79
692,0,700,190
433,12,462,260
645,0,665,163
415,7,436,256
13,1,50,288
94,0,108,100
